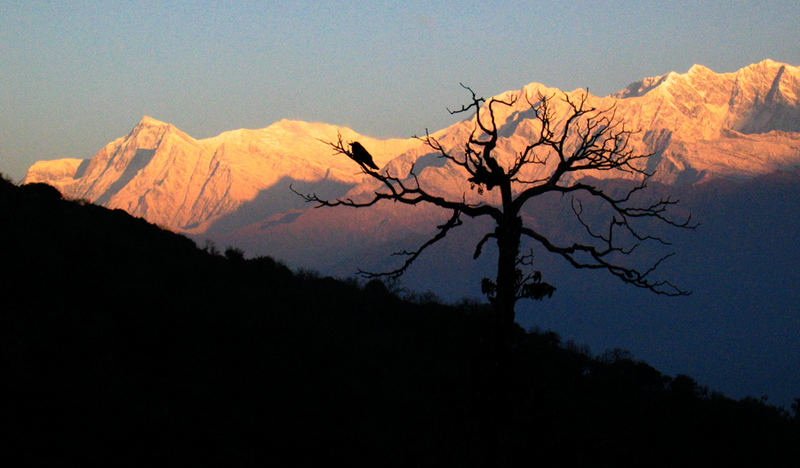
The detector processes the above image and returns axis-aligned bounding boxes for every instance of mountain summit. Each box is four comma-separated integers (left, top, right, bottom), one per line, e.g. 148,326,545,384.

611,59,800,135
25,60,800,235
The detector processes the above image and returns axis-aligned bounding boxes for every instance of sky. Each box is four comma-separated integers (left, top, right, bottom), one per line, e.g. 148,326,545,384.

1,0,799,181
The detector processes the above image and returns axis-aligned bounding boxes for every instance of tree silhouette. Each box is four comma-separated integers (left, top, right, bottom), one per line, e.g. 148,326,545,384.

298,85,693,335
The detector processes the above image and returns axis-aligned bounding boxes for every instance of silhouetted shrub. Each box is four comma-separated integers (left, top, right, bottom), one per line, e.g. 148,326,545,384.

793,397,800,421
364,277,391,299
19,181,62,199
224,246,245,262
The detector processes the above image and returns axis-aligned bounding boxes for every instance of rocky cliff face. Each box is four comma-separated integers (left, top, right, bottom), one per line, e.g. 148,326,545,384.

607,59,800,182
25,59,800,235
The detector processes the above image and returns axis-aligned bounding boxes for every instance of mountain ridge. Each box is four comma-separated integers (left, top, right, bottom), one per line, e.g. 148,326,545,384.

26,115,428,232
24,59,800,235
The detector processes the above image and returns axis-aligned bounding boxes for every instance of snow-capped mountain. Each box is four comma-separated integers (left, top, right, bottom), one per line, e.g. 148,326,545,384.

25,117,425,233
25,59,800,237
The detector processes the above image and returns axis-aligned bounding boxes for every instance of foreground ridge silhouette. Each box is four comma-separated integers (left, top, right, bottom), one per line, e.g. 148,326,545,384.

1,175,798,466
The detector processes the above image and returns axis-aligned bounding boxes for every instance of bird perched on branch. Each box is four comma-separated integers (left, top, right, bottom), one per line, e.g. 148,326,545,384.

350,141,379,170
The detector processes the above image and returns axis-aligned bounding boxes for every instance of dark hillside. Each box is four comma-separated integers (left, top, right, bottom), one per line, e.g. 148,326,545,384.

1,175,798,466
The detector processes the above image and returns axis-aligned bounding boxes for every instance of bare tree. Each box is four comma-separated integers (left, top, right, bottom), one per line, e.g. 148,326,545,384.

297,85,693,334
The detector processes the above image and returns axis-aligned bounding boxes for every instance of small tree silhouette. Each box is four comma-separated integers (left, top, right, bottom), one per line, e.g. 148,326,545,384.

298,85,693,337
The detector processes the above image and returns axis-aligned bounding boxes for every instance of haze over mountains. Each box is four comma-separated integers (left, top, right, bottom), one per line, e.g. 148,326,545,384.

23,59,800,407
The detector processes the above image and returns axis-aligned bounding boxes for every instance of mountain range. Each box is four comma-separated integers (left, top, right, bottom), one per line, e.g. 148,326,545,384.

23,59,800,407
25,59,800,235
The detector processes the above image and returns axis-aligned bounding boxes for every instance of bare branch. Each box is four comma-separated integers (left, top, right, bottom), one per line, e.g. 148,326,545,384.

359,210,463,280
316,132,382,174
520,225,689,296
447,83,485,115
473,232,497,259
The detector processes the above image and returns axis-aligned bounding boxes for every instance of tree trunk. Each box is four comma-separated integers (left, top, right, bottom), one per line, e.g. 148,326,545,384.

494,219,520,332
494,179,520,335
483,199,521,465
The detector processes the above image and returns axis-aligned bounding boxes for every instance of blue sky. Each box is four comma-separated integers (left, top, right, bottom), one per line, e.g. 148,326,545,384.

2,0,799,180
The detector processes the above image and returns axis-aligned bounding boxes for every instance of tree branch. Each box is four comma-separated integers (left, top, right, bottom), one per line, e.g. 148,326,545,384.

359,210,463,280
520,225,689,296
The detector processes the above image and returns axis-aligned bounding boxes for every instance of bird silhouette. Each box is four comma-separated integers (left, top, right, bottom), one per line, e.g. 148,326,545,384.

350,141,379,170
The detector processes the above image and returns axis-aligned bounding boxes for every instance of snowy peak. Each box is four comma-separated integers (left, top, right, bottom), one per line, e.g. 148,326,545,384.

727,60,800,133
611,60,800,122
611,73,672,99
136,115,170,127
127,115,194,146
687,63,712,75
604,59,800,137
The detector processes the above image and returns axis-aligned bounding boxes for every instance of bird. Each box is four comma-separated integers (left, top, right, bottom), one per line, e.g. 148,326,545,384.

349,141,379,170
